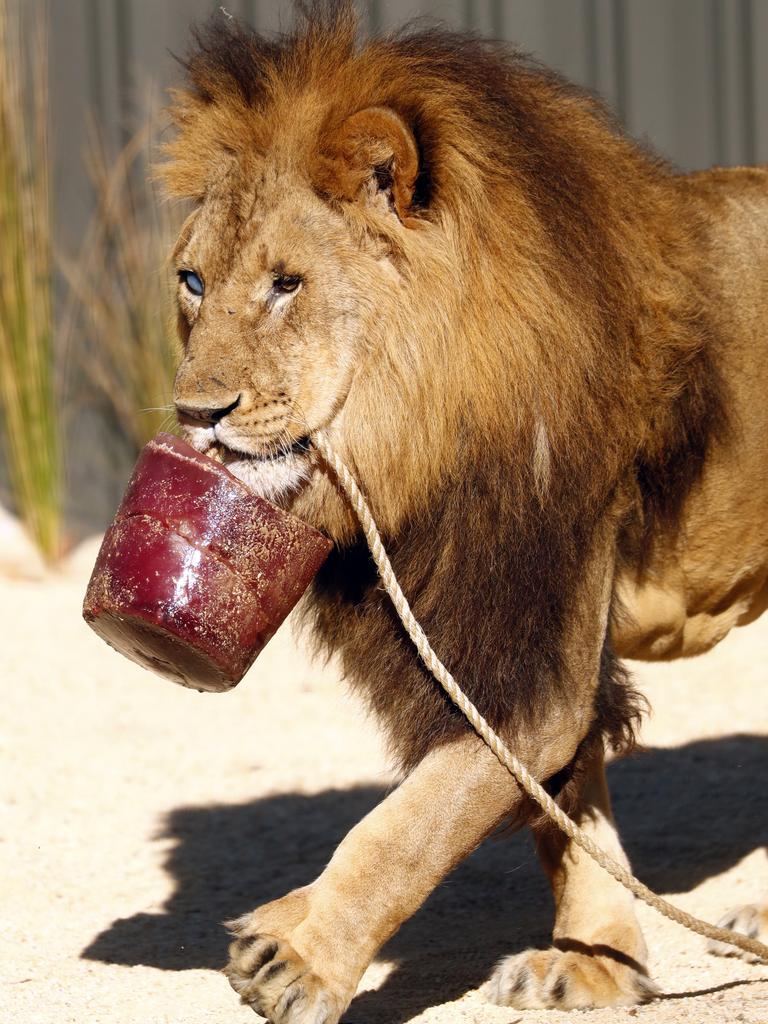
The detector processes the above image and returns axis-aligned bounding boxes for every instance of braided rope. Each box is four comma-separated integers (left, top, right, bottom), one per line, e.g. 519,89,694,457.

312,430,768,964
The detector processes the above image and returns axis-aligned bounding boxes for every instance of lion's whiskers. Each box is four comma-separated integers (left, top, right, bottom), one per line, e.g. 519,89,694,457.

289,402,313,449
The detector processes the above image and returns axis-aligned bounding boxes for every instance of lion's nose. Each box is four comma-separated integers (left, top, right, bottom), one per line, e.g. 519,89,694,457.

175,394,241,425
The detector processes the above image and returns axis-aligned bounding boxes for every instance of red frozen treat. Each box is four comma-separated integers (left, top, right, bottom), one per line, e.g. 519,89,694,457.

83,433,332,692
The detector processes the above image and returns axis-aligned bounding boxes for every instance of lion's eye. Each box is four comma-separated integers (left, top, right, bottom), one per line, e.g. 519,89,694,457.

272,274,302,295
179,270,204,298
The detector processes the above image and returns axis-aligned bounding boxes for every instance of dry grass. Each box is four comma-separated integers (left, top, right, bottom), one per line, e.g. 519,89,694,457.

65,127,181,452
0,0,62,561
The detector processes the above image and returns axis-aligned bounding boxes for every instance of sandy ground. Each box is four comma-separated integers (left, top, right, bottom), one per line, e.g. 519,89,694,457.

2,543,768,1024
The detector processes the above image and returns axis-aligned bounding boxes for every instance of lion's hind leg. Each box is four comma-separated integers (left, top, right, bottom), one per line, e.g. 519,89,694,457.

709,903,768,963
485,749,659,1010
485,944,657,1010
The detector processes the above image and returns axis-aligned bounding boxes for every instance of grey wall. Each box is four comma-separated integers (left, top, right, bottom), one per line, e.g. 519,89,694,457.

45,0,768,533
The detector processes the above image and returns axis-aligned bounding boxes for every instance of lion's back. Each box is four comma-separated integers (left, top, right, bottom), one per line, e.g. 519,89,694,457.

614,166,768,661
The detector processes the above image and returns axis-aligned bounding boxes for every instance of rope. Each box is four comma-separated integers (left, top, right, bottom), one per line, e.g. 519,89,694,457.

312,430,768,965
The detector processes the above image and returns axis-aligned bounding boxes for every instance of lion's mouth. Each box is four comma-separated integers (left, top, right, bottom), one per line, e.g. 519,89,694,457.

207,435,311,464
181,422,314,502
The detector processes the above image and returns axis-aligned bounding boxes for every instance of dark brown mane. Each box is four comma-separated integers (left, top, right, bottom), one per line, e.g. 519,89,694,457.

166,1,727,773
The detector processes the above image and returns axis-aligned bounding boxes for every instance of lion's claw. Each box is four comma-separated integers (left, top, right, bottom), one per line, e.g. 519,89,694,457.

708,902,768,963
225,928,343,1023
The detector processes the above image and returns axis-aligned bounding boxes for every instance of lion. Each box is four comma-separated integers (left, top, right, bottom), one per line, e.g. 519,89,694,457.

159,2,768,1017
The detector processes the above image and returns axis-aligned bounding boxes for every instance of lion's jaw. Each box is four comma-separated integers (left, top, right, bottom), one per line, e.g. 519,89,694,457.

171,174,381,510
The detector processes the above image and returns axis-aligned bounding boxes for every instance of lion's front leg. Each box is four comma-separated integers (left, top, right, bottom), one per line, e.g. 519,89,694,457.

225,732,530,1022
486,748,658,1010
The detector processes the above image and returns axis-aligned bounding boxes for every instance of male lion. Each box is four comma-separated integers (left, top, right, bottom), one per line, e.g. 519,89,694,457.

161,3,768,1017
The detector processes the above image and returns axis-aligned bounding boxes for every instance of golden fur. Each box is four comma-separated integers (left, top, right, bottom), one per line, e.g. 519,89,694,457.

163,4,722,549
161,2,768,1016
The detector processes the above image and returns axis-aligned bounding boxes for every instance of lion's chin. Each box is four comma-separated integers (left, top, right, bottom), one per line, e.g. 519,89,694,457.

218,449,313,505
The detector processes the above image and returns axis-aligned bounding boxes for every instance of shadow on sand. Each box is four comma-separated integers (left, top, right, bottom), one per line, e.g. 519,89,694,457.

83,734,768,1021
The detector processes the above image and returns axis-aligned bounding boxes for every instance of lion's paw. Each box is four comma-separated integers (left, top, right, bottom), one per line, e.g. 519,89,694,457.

484,947,658,1010
708,903,768,963
225,928,344,1023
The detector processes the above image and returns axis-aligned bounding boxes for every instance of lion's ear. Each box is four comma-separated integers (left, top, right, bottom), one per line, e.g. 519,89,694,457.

315,107,419,222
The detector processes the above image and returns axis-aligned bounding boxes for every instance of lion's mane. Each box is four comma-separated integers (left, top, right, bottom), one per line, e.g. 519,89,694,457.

163,2,725,772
